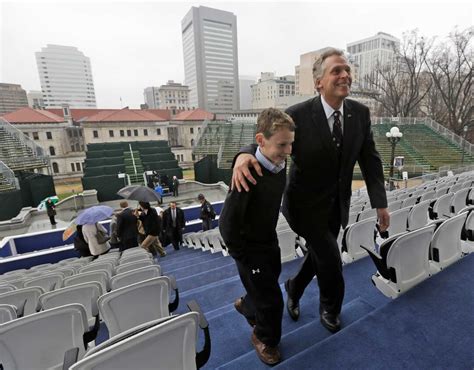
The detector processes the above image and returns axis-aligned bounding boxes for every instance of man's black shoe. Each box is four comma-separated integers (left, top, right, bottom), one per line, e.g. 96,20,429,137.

284,279,300,321
320,310,341,333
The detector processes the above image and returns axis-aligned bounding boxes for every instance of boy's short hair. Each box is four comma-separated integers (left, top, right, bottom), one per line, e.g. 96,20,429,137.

256,108,295,139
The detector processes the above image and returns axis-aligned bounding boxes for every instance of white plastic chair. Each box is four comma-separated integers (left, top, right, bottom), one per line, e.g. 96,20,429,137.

0,304,88,370
0,283,16,294
451,188,471,215
0,286,44,316
119,253,153,266
341,217,376,263
79,261,115,278
432,192,454,219
387,206,411,236
278,229,297,263
63,269,110,293
110,265,162,290
407,199,431,231
115,259,154,275
0,304,17,324
98,276,175,338
23,271,64,292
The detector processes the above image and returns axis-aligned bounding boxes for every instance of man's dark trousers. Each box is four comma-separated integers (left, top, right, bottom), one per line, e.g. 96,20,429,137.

234,246,283,347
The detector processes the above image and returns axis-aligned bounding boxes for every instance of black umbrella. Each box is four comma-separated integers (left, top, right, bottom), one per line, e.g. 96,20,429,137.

117,185,162,202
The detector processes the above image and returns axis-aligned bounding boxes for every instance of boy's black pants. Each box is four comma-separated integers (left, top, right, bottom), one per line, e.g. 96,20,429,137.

234,246,283,347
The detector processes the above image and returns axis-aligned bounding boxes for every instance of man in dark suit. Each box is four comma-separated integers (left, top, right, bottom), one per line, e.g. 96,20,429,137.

116,201,139,252
232,48,389,334
162,201,185,250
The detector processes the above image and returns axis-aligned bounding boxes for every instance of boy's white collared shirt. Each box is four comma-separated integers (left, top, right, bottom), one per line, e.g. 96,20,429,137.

256,146,285,174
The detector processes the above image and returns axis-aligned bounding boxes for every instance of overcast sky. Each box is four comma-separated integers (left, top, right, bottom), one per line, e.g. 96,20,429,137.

1,0,472,108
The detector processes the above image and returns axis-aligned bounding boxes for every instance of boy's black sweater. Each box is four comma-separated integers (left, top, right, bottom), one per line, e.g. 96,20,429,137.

219,164,286,259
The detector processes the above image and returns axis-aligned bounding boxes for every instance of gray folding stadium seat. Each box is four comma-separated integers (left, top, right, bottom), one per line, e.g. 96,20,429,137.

79,261,115,277
435,186,450,198
119,253,153,265
430,212,468,272
0,277,24,289
419,190,436,202
396,192,410,201
55,266,76,277
29,263,53,271
341,217,376,263
278,229,297,263
407,199,432,231
70,311,209,370
0,283,16,294
23,271,64,292
461,180,473,189
121,247,151,257
349,203,365,214
57,257,81,265
387,199,403,212
0,304,88,370
362,224,436,298
387,206,411,236
358,208,376,221
449,182,463,194
0,286,44,316
401,196,418,209
347,212,359,225
39,282,102,335
115,259,154,275
205,229,225,253
98,276,179,338
432,192,455,219
451,188,471,215
63,270,110,294
2,269,27,276
110,265,162,290
0,304,17,324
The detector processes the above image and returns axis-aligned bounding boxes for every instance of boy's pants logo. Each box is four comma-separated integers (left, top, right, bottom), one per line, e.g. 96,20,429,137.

252,268,260,274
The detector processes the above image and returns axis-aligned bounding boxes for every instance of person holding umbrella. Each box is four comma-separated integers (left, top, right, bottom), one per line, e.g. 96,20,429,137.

135,201,166,257
46,198,57,225
76,205,113,257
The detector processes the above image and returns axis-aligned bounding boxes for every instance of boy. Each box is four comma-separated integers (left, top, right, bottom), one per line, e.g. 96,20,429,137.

219,108,295,365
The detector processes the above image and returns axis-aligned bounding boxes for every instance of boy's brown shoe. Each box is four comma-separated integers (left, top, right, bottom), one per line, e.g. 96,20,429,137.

251,331,281,366
234,297,256,327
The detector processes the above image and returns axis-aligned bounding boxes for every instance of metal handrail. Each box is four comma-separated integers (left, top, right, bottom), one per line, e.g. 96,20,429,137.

128,144,137,175
0,160,19,189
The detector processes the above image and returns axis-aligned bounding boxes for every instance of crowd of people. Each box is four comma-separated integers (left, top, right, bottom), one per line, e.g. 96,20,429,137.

73,193,216,259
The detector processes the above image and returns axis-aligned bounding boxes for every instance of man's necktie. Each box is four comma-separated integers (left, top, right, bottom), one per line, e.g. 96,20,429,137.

333,110,343,154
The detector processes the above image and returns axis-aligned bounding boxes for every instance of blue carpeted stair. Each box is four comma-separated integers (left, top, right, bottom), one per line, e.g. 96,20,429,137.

96,244,474,368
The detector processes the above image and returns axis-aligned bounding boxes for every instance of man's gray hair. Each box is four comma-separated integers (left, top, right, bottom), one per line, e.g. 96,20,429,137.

312,48,346,81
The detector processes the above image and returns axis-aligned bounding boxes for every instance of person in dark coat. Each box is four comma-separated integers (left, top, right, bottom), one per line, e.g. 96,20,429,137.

45,198,56,225
116,201,139,252
136,201,166,257
232,48,389,335
162,201,185,250
172,176,180,197
73,225,92,257
198,194,215,231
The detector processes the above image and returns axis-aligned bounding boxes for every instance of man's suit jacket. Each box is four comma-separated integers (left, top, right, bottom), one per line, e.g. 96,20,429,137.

162,207,185,230
283,96,387,232
116,208,138,241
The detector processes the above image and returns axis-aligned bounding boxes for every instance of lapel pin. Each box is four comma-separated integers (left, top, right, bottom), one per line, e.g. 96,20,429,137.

347,114,352,118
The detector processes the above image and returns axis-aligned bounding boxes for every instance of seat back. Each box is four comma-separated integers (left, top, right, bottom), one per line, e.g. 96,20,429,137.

39,282,102,329
451,188,471,215
358,208,376,221
115,259,154,275
0,304,17,324
121,247,150,257
407,199,431,231
435,186,450,198
342,217,376,262
278,229,297,263
70,312,199,370
386,224,436,293
449,182,463,193
110,265,162,290
23,272,64,292
396,192,410,201
0,284,16,294
119,253,152,265
419,190,436,202
0,286,44,316
401,196,418,209
430,212,468,270
387,199,403,212
64,270,110,293
98,276,171,337
387,206,411,236
0,304,88,370
79,261,115,277
432,192,454,219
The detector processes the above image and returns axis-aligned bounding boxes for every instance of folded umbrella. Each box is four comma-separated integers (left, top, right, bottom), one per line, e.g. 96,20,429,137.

75,205,114,225
117,185,162,203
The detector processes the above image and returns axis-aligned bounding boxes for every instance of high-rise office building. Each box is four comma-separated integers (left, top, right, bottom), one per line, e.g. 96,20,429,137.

35,44,97,108
181,6,239,112
0,83,29,115
144,81,190,110
347,32,400,89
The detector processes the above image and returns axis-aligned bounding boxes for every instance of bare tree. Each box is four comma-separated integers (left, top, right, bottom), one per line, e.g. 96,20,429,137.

425,27,473,135
360,30,433,117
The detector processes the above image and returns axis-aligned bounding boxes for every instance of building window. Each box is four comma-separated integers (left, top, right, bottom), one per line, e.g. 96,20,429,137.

120,130,124,137
33,132,39,140
71,145,75,152
93,130,99,138
156,128,161,135
191,139,195,146
109,130,114,138
46,131,52,140
71,163,75,172
192,154,196,161
127,130,131,136
24,132,29,137
76,163,81,171
52,162,59,173
134,129,138,136
49,146,55,156
144,129,148,136
190,127,194,134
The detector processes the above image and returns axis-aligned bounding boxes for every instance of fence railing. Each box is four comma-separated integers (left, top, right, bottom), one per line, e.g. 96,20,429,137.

0,160,19,190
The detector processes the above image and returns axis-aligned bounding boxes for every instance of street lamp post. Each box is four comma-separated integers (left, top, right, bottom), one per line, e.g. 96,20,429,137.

386,126,403,191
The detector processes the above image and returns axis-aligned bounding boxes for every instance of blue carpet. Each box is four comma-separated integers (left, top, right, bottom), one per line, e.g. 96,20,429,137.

164,256,234,279
276,254,474,369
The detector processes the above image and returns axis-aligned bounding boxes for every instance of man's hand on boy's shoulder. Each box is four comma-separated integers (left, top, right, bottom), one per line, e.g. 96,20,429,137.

231,153,263,192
